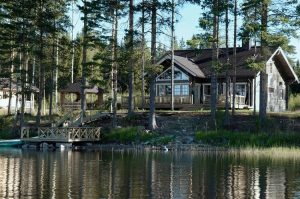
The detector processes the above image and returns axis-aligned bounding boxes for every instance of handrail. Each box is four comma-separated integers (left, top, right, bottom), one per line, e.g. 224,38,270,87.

21,127,101,142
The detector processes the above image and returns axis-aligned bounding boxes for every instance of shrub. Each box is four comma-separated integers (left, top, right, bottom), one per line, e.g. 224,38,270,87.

102,127,158,144
288,94,300,111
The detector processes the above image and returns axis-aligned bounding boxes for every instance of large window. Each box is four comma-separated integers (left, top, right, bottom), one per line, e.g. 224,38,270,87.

157,67,189,81
157,84,189,96
236,84,246,96
174,85,181,95
157,84,171,96
182,85,189,95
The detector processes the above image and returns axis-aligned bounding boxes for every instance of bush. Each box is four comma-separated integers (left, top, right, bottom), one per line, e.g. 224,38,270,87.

0,116,14,139
102,127,158,144
288,94,300,111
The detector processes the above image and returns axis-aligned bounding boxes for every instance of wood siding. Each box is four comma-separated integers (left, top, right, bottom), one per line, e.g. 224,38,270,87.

266,61,286,112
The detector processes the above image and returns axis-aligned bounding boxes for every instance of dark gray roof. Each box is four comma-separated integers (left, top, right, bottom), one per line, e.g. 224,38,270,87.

157,54,205,78
158,47,298,83
0,78,39,92
173,47,259,78
174,55,205,78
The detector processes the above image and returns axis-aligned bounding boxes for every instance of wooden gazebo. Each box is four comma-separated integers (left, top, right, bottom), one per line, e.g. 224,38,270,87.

59,82,103,110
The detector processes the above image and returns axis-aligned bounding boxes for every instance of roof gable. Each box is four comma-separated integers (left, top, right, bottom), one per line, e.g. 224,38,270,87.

268,47,299,84
157,54,205,78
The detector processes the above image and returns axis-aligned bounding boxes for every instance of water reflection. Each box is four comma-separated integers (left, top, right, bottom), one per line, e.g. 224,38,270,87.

1,149,300,198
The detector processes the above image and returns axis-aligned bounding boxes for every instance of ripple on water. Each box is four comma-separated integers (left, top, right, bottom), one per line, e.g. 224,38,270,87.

0,149,299,198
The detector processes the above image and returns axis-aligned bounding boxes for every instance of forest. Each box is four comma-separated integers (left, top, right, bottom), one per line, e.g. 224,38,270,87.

1,0,300,132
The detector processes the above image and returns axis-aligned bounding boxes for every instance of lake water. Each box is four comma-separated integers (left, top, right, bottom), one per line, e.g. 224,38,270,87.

1,148,300,199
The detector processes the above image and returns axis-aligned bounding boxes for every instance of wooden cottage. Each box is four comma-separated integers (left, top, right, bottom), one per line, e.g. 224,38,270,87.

0,78,38,113
59,82,104,110
155,47,299,112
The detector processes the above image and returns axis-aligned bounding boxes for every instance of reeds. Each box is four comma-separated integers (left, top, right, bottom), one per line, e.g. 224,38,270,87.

195,130,300,148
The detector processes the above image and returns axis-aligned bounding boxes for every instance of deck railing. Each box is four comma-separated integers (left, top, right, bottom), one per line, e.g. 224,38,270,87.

121,95,191,107
121,94,246,108
155,95,191,104
204,94,246,107
21,127,101,142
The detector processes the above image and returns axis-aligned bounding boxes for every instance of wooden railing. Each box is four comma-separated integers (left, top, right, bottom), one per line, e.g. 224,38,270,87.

121,94,246,109
204,94,246,107
155,96,191,104
121,95,191,107
21,127,101,142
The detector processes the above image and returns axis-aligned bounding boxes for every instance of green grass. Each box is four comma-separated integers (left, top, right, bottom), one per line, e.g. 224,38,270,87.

102,127,159,144
288,94,300,111
195,130,300,148
0,115,15,139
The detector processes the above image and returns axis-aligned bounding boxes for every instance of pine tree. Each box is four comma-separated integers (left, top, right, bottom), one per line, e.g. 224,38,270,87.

127,0,135,115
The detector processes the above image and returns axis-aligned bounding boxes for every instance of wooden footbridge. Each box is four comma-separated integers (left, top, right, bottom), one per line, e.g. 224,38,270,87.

21,127,101,143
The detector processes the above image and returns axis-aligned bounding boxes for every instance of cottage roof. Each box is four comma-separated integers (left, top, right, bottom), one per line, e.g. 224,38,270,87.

158,47,299,83
157,54,205,78
268,47,299,84
173,47,259,78
59,82,103,94
0,78,39,92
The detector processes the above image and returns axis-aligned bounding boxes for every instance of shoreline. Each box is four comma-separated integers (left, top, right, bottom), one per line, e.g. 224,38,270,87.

4,142,300,160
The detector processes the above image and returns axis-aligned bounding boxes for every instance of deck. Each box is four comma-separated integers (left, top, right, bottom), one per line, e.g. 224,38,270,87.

21,127,101,143
121,94,248,110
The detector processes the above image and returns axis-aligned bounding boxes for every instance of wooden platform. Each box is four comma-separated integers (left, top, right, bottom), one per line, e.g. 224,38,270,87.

21,127,101,143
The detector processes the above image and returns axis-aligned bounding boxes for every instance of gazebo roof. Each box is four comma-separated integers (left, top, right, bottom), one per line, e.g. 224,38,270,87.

60,82,103,94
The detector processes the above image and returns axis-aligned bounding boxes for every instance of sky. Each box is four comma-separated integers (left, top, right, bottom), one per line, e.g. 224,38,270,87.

71,2,300,61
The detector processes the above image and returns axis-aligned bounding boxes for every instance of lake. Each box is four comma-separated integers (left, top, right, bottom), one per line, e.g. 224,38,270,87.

1,148,300,199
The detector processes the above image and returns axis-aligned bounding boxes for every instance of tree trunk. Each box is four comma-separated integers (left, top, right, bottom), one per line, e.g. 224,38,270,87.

8,48,14,115
171,0,175,111
141,0,145,110
224,0,230,126
128,0,134,115
259,0,268,124
112,3,118,128
80,0,88,124
49,31,56,117
253,76,256,115
210,0,219,129
149,0,158,130
20,50,28,129
36,30,44,128
55,39,59,112
232,0,237,116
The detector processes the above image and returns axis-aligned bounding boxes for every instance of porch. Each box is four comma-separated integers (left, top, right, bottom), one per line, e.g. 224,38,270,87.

121,94,247,110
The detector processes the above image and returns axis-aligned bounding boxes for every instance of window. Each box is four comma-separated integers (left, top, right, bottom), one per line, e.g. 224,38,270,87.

269,87,275,93
157,85,165,96
157,67,189,81
157,84,189,96
174,85,181,95
236,84,246,96
204,85,211,95
182,85,189,95
165,85,171,95
280,89,284,100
